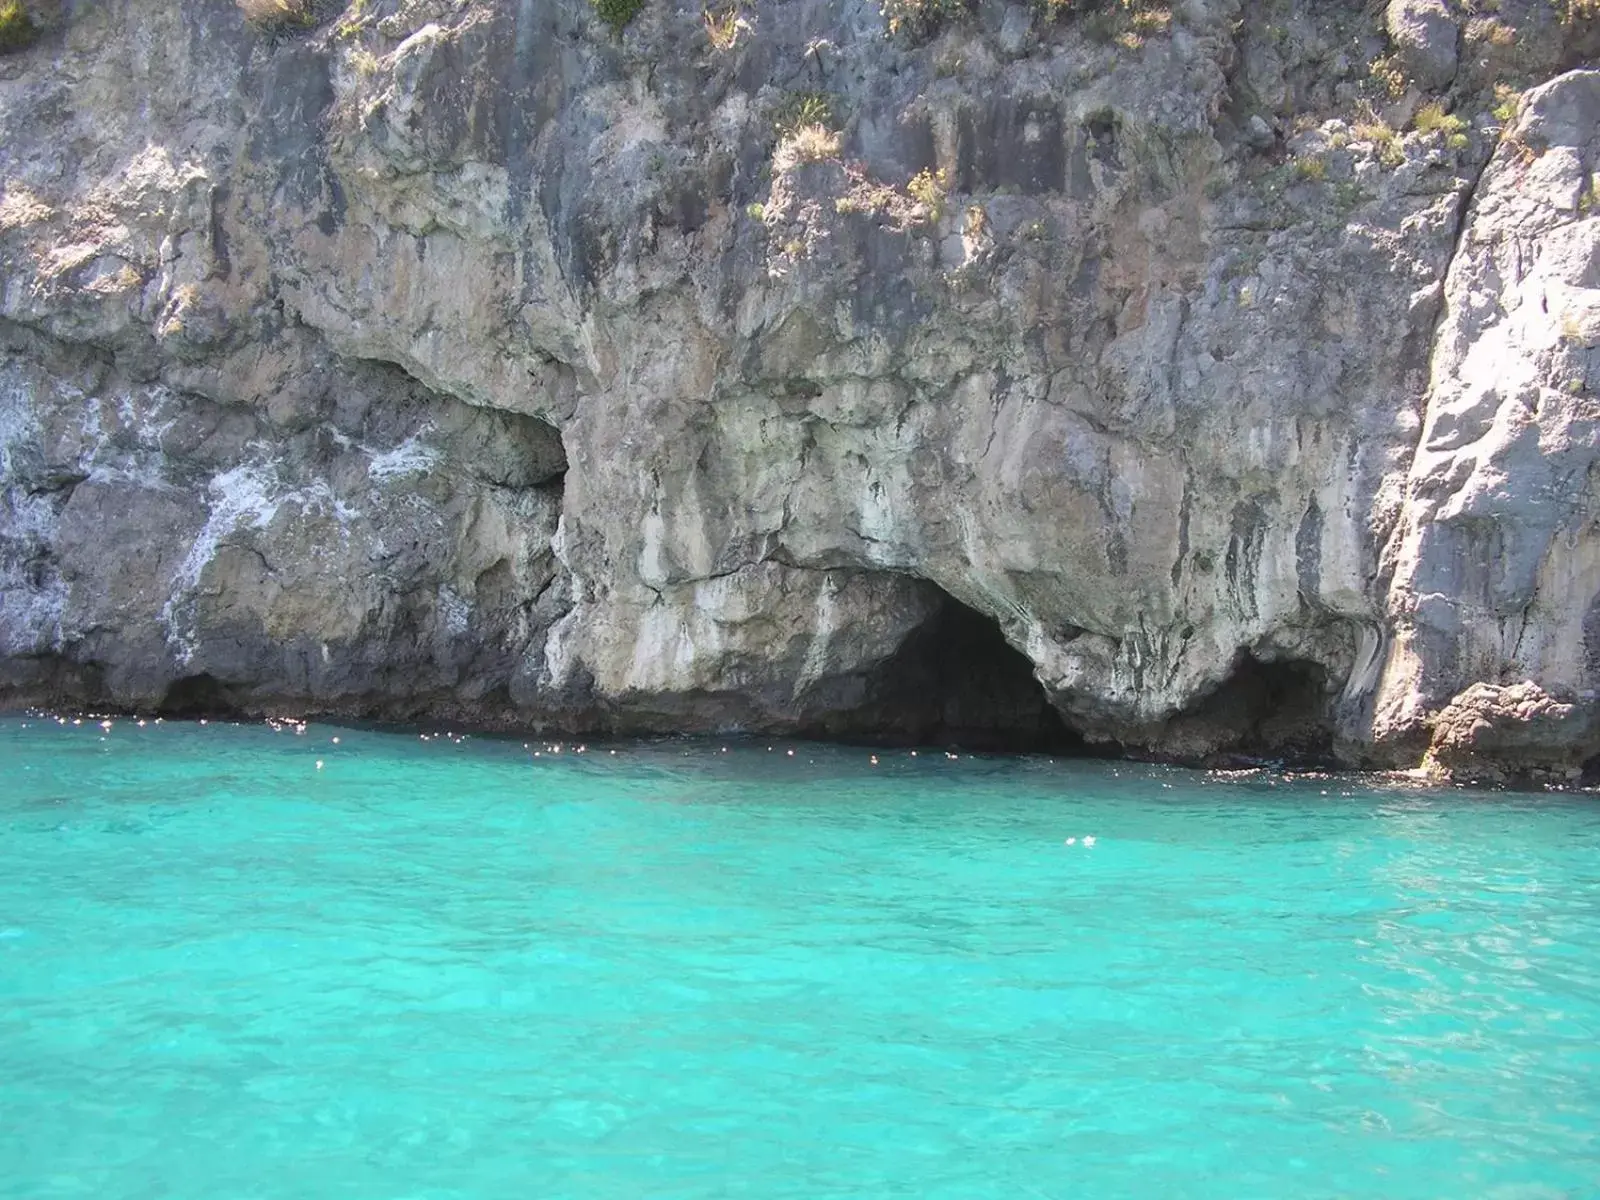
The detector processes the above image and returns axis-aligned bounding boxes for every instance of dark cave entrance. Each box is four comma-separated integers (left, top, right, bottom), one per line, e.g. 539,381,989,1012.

818,589,1093,754
807,584,1342,763
158,673,240,719
1169,652,1337,767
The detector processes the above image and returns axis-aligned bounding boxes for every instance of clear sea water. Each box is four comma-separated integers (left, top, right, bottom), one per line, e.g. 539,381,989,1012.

2,716,1598,1199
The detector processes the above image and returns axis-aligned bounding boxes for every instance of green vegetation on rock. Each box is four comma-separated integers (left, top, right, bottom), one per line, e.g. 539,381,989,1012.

1563,0,1600,26
1039,0,1172,48
774,92,835,138
592,0,646,34
237,0,315,31
0,0,37,54
880,0,970,41
1412,101,1465,137
884,0,1173,45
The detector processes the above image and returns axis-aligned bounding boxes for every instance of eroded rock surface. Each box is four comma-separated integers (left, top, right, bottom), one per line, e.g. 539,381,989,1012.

1373,67,1600,777
1423,680,1599,785
0,0,1596,777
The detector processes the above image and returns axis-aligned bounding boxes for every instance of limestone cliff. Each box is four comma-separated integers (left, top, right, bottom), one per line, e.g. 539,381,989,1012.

0,0,1596,780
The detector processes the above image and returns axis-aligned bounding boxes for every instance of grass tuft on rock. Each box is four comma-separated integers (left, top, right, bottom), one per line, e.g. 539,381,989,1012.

773,124,841,171
774,92,834,139
881,0,970,41
1412,101,1465,137
237,0,315,31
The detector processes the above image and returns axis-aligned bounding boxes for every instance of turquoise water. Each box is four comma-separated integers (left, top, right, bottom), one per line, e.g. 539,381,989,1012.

2,717,1598,1198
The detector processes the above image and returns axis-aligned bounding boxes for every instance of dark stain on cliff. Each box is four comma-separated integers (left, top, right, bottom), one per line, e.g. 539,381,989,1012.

1226,495,1269,618
1295,495,1323,604
657,176,711,235
1173,473,1192,586
955,97,1066,195
896,113,940,179
247,45,335,214
1083,109,1121,171
208,184,233,278
1106,529,1129,576
0,655,108,713
842,221,935,338
1581,593,1600,687
317,173,346,237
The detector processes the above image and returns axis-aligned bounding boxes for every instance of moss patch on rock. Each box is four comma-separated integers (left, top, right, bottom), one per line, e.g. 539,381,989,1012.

0,0,38,54
592,0,646,34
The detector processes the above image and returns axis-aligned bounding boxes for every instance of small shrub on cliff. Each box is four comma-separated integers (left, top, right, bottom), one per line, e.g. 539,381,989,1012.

1466,16,1517,48
1039,0,1172,46
906,167,949,222
1353,112,1405,168
336,0,374,38
591,0,645,34
703,3,748,51
1491,84,1521,124
0,1,37,53
771,93,843,168
1412,101,1465,137
1368,53,1408,99
774,91,834,138
237,0,314,31
881,0,970,41
774,124,841,170
1563,0,1599,27
1291,154,1327,183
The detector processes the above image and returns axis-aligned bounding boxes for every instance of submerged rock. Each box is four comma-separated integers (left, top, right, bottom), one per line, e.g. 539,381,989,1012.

0,0,1595,779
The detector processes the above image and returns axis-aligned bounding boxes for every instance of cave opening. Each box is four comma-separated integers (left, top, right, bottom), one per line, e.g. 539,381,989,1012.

1169,652,1337,767
816,588,1097,755
1580,753,1600,789
158,673,240,719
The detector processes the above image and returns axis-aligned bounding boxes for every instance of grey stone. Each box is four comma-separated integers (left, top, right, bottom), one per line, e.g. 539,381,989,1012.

1385,0,1459,91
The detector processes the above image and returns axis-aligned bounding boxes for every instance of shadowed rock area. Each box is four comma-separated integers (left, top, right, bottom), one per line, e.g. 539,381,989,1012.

805,589,1090,753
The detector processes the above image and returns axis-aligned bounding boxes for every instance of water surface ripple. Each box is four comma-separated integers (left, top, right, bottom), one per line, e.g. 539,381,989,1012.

2,717,1598,1198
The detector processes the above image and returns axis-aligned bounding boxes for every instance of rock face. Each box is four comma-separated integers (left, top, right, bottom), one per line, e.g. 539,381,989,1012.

0,0,1596,779
1374,67,1600,777
1385,0,1458,92
1422,680,1599,785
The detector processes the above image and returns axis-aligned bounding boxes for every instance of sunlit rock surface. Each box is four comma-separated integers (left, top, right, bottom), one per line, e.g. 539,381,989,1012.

1,0,1597,779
